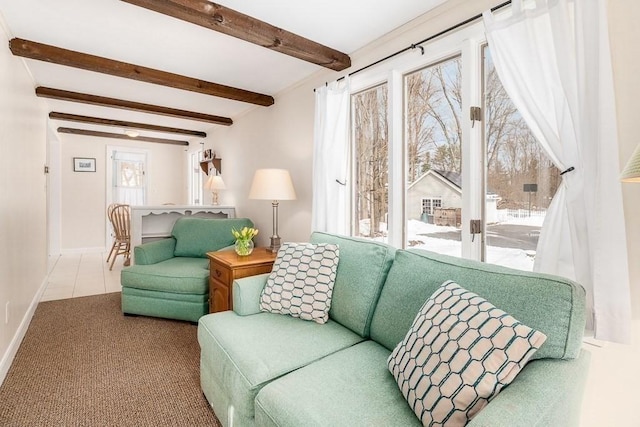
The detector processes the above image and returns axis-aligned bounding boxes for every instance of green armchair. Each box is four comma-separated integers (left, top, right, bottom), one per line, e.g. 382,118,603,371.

121,217,253,322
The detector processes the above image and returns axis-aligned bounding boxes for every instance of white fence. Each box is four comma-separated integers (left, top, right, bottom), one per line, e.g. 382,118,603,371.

497,208,546,221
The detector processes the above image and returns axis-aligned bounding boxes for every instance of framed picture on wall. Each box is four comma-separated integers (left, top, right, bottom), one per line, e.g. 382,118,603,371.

203,149,212,161
73,157,96,172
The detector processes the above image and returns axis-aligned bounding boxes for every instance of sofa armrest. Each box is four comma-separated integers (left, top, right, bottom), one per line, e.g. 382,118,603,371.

134,238,176,265
468,349,591,427
232,273,269,316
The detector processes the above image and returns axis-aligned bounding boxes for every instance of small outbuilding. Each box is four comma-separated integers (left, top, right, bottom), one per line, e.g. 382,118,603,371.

406,169,500,226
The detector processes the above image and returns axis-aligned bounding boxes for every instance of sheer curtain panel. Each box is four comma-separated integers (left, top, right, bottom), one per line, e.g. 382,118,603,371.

312,80,351,235
483,0,631,343
113,150,146,206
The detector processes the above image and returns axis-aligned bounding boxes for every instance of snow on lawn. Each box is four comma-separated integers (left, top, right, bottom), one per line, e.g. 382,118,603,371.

407,219,458,235
362,209,546,272
407,236,535,272
407,214,538,271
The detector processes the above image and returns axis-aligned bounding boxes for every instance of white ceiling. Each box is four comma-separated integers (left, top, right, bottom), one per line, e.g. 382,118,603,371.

0,0,446,143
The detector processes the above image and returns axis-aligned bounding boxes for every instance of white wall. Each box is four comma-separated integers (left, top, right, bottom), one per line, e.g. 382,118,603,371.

0,17,48,380
609,0,640,320
203,85,314,245
59,134,189,251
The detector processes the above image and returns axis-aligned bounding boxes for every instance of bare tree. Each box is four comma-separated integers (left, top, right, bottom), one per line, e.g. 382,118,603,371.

353,85,388,236
421,58,463,174
406,73,436,183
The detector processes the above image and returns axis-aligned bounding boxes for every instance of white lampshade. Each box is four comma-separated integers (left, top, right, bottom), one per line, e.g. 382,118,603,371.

204,175,226,190
249,169,297,200
621,144,640,182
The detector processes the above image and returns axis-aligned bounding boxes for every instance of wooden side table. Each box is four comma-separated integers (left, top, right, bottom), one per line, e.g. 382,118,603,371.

207,248,277,313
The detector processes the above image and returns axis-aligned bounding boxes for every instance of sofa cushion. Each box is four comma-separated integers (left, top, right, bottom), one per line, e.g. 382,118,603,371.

310,232,395,337
260,242,339,324
370,249,585,360
172,217,254,258
388,280,546,426
121,257,209,294
121,287,208,323
197,311,364,420
254,340,422,427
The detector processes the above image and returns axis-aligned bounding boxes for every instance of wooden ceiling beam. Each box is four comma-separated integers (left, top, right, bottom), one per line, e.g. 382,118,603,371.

120,0,351,71
36,87,232,125
11,38,273,106
49,112,207,137
57,127,189,146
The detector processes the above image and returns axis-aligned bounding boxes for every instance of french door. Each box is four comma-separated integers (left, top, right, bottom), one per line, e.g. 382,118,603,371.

351,20,558,271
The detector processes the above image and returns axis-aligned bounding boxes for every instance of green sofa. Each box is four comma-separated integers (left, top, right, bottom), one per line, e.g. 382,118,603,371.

197,232,589,426
121,217,254,322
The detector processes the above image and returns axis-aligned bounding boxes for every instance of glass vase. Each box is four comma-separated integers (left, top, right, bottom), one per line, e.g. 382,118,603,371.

234,239,254,256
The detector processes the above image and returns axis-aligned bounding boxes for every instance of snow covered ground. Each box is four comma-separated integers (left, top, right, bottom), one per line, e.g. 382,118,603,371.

394,209,544,272
406,210,545,271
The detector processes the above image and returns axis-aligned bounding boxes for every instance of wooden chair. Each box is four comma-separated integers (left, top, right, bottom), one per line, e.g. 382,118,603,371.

108,204,131,270
106,203,119,264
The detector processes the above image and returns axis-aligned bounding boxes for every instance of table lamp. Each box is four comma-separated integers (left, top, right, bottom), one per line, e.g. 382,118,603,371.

204,174,226,205
621,144,640,182
249,169,297,253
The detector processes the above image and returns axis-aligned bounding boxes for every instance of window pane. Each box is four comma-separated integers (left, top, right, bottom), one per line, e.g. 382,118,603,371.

352,84,389,242
483,46,560,271
118,160,144,188
405,56,462,256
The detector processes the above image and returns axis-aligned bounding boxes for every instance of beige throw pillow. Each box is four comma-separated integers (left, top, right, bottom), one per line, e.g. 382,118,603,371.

260,243,339,324
387,280,547,426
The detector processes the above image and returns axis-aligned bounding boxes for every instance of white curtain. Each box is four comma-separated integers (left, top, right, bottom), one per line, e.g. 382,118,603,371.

113,150,146,206
312,79,351,235
483,0,631,343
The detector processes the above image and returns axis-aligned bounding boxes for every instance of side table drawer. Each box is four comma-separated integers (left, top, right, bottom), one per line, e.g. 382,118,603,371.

210,263,230,285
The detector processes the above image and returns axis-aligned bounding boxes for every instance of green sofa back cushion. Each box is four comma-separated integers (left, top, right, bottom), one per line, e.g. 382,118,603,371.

370,249,586,360
310,232,395,338
172,217,254,258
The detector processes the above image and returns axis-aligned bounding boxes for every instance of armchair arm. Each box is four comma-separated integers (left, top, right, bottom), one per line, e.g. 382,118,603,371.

133,238,176,265
468,349,591,427
232,273,269,316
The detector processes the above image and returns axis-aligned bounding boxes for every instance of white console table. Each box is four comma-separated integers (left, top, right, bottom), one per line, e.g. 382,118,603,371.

130,205,236,251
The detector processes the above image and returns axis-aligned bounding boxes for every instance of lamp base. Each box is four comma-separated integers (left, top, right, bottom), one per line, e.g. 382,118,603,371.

268,236,282,253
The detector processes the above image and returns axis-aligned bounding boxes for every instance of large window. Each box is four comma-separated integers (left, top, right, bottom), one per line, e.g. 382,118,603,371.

348,19,559,271
405,56,462,256
352,83,388,241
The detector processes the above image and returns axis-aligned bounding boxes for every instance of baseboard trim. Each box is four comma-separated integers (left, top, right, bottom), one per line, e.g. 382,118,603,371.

0,277,48,385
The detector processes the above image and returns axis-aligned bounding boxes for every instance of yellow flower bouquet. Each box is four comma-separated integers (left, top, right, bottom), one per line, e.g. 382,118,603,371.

232,227,259,256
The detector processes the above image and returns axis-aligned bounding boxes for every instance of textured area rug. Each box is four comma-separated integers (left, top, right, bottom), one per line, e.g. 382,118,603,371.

0,293,220,426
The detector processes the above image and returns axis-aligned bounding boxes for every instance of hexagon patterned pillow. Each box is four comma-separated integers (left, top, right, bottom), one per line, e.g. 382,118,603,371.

259,242,339,324
387,280,547,426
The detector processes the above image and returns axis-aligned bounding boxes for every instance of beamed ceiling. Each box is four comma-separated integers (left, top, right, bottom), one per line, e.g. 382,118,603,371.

0,0,447,146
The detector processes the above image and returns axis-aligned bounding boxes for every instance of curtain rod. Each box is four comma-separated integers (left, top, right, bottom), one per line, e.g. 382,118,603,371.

323,0,511,86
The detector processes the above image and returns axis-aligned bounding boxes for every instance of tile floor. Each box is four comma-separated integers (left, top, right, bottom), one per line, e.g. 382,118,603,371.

41,252,124,302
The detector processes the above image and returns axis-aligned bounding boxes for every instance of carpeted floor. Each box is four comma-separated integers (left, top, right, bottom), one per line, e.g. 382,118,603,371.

0,293,221,426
